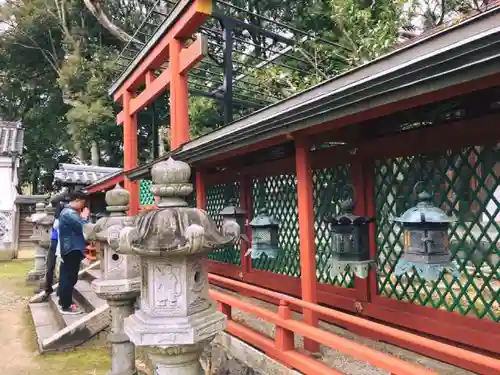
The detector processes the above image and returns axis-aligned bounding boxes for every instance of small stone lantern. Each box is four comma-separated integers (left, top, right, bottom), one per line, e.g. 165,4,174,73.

115,157,235,375
393,184,458,281
246,209,280,259
84,184,140,375
219,199,248,241
26,202,48,283
323,190,374,279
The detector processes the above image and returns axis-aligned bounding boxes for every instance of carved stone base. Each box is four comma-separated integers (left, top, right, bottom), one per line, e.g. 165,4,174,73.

124,307,226,347
28,245,47,283
147,343,208,375
92,277,141,301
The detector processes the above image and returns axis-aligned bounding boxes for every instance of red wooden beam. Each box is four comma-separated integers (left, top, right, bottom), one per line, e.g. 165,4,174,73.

113,0,212,101
296,72,500,139
123,90,140,215
85,173,124,194
116,36,207,125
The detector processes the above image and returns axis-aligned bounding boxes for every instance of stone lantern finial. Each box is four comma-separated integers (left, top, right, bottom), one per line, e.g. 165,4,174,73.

106,184,130,216
150,157,193,208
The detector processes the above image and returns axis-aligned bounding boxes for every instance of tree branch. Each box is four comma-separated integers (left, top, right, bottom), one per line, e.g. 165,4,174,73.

83,0,139,43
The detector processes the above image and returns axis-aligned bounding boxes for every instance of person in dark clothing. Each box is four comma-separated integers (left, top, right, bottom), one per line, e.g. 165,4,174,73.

58,190,89,315
39,195,68,302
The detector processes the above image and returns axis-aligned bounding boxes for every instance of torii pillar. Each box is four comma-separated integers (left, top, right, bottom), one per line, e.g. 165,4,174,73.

112,0,211,215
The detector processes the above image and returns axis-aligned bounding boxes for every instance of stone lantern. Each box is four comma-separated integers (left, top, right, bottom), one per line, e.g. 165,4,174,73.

26,202,48,283
393,184,459,281
246,209,280,259
323,189,374,279
84,184,140,375
115,157,235,375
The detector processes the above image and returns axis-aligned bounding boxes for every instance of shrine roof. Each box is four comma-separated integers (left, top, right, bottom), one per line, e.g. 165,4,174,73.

0,121,24,157
126,5,500,180
54,163,122,186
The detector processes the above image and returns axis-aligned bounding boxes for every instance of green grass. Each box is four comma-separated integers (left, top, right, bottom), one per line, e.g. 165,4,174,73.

0,256,111,375
30,348,111,375
0,258,34,296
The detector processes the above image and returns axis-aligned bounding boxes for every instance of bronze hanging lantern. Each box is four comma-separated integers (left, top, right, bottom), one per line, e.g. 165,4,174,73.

246,208,280,259
323,185,374,279
393,182,458,281
219,199,248,241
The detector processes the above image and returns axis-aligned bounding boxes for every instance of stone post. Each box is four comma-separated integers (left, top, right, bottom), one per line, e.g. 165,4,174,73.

38,203,55,291
116,157,236,375
26,202,48,283
84,184,140,375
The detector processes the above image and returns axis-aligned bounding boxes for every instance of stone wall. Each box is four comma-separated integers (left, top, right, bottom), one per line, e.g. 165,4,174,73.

200,332,301,375
136,332,300,375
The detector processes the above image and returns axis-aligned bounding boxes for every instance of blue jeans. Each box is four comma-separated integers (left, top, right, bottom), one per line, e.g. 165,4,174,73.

58,251,83,309
44,239,58,294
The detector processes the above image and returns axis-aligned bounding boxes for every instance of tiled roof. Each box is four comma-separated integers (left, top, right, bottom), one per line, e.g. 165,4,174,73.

0,121,24,156
54,163,122,185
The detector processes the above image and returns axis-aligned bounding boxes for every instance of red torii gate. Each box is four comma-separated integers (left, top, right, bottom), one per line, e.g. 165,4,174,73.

110,0,211,214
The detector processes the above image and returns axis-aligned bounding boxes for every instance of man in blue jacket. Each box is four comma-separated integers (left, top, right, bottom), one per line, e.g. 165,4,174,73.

58,190,89,315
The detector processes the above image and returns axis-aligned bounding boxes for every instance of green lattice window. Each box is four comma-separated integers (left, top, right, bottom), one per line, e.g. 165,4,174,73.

206,183,241,265
313,166,355,288
375,146,500,321
252,174,300,276
140,180,155,205
140,179,196,207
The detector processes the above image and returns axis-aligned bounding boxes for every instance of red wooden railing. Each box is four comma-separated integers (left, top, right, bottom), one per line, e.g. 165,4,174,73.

208,273,500,375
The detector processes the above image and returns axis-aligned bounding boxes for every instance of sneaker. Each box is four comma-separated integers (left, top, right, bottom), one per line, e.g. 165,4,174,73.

60,304,83,315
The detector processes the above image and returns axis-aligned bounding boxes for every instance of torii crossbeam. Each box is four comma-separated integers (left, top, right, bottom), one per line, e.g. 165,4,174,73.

109,0,211,214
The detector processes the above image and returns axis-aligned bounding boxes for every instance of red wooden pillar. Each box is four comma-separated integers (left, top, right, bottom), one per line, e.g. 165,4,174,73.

123,90,140,215
196,170,206,210
351,160,370,302
364,160,379,300
295,137,320,353
170,39,190,149
239,175,253,273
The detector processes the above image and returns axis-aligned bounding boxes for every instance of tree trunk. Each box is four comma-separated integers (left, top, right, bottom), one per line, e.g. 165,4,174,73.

91,141,100,166
158,126,166,157
31,167,40,194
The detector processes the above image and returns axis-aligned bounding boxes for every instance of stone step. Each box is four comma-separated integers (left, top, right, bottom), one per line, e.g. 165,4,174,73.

73,279,106,312
29,261,101,303
83,268,101,281
29,302,61,350
28,261,110,353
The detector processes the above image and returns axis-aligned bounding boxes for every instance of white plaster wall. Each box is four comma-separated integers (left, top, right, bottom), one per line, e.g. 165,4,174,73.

0,156,15,211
